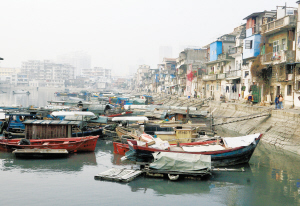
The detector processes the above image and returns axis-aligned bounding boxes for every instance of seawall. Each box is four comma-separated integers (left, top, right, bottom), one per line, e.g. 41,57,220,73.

209,102,300,156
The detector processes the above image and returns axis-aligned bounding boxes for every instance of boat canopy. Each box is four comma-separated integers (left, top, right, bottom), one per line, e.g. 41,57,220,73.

149,152,211,171
51,111,96,117
222,133,261,148
112,116,148,121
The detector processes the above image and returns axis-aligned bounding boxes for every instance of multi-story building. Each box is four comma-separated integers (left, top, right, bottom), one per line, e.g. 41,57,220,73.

136,65,150,92
295,1,300,108
159,58,176,94
242,10,276,103
203,34,236,100
176,48,207,96
259,5,297,107
227,24,246,100
21,60,75,86
16,73,29,86
56,51,91,78
0,67,21,77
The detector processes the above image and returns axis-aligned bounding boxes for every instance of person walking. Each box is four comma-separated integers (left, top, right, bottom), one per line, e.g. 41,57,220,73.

279,94,284,109
275,95,279,109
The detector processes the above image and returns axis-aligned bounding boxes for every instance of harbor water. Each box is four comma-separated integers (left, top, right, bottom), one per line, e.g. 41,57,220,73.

0,88,300,205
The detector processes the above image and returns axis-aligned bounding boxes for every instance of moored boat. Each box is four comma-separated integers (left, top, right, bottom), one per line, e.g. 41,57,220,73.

13,149,69,159
123,133,262,167
12,90,30,94
0,135,99,153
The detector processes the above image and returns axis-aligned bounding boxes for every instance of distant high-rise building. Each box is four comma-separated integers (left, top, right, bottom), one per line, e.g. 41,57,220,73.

57,51,91,77
159,46,173,62
21,60,75,81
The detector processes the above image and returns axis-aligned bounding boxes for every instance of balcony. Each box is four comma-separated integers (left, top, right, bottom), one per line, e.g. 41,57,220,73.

217,73,227,80
277,73,293,82
226,70,242,79
228,47,243,55
261,15,296,35
218,53,231,60
261,50,295,65
202,74,217,81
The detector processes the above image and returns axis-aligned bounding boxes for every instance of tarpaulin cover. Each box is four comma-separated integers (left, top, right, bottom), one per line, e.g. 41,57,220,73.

222,133,261,148
149,152,211,171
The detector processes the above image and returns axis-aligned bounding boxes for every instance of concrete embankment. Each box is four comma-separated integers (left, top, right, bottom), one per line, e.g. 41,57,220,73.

154,95,300,156
207,102,300,156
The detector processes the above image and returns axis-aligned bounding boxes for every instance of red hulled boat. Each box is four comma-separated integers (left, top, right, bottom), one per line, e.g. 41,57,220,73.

0,136,99,153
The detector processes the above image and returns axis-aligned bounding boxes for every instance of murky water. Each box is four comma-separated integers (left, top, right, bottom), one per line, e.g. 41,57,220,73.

1,140,300,206
0,87,300,205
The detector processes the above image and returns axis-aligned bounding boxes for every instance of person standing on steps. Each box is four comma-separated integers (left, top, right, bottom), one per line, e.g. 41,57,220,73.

278,94,284,109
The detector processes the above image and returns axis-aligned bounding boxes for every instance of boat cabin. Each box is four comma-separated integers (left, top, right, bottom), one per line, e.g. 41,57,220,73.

23,120,81,139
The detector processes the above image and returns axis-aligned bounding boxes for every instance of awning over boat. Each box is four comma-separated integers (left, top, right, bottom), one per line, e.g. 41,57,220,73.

149,152,211,171
222,133,261,148
112,116,148,121
51,111,95,116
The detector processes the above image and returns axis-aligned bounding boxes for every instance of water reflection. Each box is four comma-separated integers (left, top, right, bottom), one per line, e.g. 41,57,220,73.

0,150,97,173
250,142,300,205
0,87,60,107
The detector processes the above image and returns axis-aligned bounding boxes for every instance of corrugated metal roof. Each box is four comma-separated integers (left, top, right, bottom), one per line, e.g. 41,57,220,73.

23,120,81,125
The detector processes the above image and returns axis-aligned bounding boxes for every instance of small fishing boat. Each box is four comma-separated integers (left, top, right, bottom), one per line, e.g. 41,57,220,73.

12,90,30,94
13,149,69,159
122,133,263,167
0,135,99,153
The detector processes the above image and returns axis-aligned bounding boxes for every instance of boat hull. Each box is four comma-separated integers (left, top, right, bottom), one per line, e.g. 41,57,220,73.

0,136,99,153
113,142,129,155
13,149,69,159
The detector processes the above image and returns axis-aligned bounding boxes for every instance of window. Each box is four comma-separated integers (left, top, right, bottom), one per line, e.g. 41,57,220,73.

282,39,286,50
245,71,249,78
273,40,280,55
245,40,253,49
287,85,292,96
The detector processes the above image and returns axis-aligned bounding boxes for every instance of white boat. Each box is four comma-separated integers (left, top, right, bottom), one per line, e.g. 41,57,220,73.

13,90,30,94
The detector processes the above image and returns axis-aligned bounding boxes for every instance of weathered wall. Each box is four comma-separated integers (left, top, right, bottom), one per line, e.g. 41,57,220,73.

209,102,300,155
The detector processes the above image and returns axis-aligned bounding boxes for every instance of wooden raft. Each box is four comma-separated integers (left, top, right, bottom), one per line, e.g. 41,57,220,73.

94,168,143,182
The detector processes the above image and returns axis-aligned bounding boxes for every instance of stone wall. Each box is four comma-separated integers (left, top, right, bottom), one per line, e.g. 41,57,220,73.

209,102,300,155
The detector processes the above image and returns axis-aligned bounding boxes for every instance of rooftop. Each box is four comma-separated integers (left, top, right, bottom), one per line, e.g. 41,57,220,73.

243,11,276,20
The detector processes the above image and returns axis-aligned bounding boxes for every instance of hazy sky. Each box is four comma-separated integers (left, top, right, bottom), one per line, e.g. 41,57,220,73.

0,0,298,76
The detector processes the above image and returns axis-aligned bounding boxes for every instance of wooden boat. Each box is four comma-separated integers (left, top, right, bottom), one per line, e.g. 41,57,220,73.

124,133,263,167
12,90,30,94
107,111,133,117
0,135,99,153
13,149,69,159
